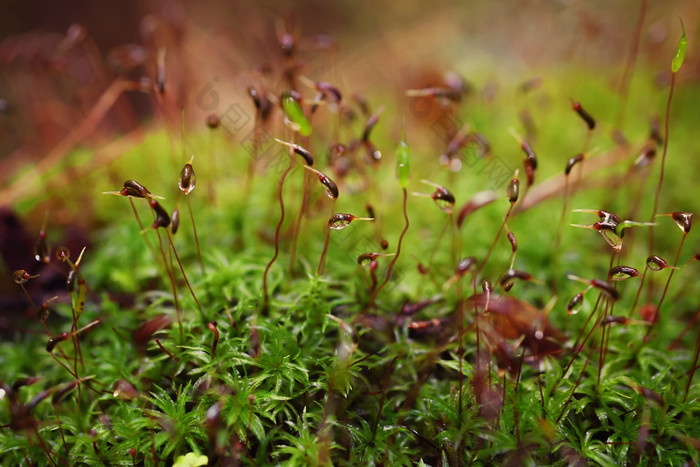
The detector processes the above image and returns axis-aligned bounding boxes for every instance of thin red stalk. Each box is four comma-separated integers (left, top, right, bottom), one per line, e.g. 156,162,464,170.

155,338,178,361
262,157,294,312
628,266,649,318
643,234,686,343
155,229,182,339
317,225,331,276
669,308,700,350
684,321,700,402
649,73,677,260
165,229,202,316
553,292,603,394
428,215,451,270
598,299,613,388
598,253,618,387
557,342,596,424
366,188,409,310
477,204,513,279
290,169,311,274
33,428,58,467
186,196,205,275
615,0,648,130
129,198,161,271
552,175,571,294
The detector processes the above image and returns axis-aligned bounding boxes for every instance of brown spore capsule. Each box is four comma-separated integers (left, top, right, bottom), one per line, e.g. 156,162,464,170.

565,154,585,175
46,332,70,352
315,81,342,103
362,111,381,142
122,180,151,198
507,231,517,252
671,212,693,233
456,257,477,275
178,162,196,195
149,199,171,229
507,177,520,203
13,269,37,284
66,270,76,292
500,269,533,291
304,166,338,199
602,315,630,326
591,278,619,301
571,101,596,130
206,114,220,129
171,208,180,234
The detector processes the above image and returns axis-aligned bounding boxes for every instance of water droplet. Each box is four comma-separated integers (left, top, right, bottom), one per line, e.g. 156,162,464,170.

567,293,584,314
646,255,669,271
304,166,338,199
672,212,693,233
357,253,374,266
329,213,352,230
599,229,622,250
609,265,640,281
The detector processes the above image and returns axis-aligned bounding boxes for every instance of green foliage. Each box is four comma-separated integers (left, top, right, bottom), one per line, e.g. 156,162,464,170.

1,12,699,467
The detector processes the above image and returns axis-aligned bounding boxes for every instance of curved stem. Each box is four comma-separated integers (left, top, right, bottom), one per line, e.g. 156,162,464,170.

366,188,409,311
262,157,294,312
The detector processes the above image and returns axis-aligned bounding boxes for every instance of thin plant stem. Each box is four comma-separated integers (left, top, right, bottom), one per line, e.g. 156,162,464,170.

262,157,294,312
186,196,205,275
366,188,409,311
684,321,700,402
649,73,677,262
154,228,182,339
615,0,647,130
477,204,514,279
290,168,311,274
643,234,686,343
317,202,335,275
165,229,203,318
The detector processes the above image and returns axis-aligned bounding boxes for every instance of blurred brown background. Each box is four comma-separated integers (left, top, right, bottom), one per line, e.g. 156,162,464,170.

0,0,697,214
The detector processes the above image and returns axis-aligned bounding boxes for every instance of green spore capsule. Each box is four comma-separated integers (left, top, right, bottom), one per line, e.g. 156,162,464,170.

671,19,687,73
396,133,410,188
281,93,312,137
